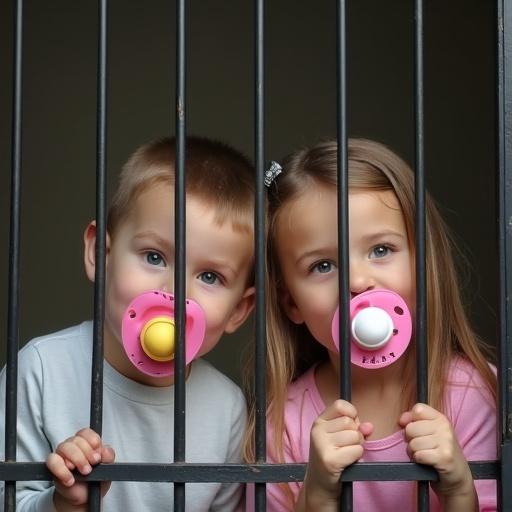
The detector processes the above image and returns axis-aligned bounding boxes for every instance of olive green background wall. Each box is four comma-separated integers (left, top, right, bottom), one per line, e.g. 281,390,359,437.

0,1,498,385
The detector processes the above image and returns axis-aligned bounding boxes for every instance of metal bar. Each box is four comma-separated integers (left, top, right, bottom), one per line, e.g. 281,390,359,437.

0,461,497,483
4,1,24,510
497,0,512,510
88,0,108,510
254,0,266,509
174,0,187,509
413,0,429,509
336,0,352,510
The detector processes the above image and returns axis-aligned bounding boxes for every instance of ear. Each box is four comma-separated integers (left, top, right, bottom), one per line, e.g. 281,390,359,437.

224,286,256,334
83,221,111,283
281,289,304,325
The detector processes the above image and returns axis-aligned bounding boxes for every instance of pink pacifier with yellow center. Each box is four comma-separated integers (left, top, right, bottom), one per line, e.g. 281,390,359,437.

331,289,412,369
121,290,206,377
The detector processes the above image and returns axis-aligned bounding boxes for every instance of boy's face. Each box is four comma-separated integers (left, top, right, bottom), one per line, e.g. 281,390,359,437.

84,182,254,382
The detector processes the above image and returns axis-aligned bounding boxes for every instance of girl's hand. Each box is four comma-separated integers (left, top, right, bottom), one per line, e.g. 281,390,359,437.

399,403,477,506
302,400,373,509
46,428,115,511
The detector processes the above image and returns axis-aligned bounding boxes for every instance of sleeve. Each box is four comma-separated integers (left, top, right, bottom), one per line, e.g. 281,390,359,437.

449,364,497,512
210,387,247,512
0,345,58,512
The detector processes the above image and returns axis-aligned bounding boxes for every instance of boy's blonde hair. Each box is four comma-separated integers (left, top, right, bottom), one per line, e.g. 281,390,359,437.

243,137,496,466
108,136,255,237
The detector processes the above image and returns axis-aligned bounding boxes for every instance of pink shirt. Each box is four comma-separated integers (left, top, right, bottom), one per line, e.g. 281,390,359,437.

247,357,497,511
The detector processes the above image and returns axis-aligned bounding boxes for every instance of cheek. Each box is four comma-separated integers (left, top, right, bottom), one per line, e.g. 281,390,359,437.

297,295,337,344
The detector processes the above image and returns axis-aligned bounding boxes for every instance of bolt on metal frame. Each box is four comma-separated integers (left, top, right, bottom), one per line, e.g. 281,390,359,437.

2,1,510,511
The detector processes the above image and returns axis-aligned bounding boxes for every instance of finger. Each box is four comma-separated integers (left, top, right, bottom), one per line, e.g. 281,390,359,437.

64,458,75,471
404,419,437,440
359,421,374,438
409,403,441,421
46,453,75,487
410,447,443,466
101,444,115,463
327,429,364,448
75,428,102,451
72,435,102,465
331,444,365,468
320,399,358,421
55,441,93,475
398,411,413,427
323,415,359,434
408,434,438,454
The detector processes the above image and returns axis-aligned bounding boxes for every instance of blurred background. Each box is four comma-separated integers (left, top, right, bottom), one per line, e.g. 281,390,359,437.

0,0,498,386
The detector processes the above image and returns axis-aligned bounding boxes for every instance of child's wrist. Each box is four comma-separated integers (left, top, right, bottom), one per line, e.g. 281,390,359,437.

303,477,340,509
53,490,85,512
433,474,477,501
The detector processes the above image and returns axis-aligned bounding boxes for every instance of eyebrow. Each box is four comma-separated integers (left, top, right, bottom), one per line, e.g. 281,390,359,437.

203,259,239,280
133,231,173,255
358,229,406,244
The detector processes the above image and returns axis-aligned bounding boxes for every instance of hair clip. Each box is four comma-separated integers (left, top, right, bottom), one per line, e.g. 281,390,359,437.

264,161,282,187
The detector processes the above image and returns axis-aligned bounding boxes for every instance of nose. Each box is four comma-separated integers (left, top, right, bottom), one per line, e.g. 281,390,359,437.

349,261,375,296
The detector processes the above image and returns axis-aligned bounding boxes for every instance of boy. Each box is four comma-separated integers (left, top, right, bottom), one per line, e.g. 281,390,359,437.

0,137,255,511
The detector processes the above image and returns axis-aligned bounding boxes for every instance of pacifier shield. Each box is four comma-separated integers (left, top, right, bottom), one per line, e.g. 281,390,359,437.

331,289,412,369
121,291,206,377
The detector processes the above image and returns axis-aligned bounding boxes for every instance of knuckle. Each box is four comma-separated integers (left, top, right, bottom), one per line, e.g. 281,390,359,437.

439,446,453,463
340,416,351,428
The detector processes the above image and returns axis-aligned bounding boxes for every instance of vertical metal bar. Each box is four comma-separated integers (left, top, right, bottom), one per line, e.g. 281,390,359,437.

414,0,429,510
497,0,512,510
4,1,23,510
254,0,266,510
88,0,108,510
174,0,187,509
336,1,352,510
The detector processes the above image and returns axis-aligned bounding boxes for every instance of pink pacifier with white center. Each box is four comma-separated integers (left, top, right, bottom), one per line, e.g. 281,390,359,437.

121,290,206,377
331,289,412,369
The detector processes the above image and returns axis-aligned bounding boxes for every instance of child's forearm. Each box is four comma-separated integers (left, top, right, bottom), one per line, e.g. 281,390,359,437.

440,483,479,512
294,484,340,512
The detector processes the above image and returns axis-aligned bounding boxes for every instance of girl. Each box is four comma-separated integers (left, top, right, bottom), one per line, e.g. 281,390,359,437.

244,138,497,511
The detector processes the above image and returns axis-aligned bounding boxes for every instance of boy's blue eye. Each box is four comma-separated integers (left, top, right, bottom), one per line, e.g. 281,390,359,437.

370,245,389,259
313,261,333,274
146,252,165,266
198,271,219,285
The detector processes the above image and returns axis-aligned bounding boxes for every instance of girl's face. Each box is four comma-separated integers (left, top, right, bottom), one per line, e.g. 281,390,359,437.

274,184,415,354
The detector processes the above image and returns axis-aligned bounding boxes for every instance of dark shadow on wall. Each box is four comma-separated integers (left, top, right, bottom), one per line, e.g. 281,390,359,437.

0,0,498,386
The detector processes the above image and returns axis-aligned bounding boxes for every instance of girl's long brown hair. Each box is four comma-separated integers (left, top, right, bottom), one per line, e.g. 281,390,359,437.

243,138,496,468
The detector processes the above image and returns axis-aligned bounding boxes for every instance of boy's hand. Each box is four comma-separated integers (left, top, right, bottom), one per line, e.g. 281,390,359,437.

46,428,115,511
302,400,373,509
399,403,476,503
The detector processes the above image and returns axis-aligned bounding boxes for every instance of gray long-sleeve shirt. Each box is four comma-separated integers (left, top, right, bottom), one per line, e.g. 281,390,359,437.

0,321,246,511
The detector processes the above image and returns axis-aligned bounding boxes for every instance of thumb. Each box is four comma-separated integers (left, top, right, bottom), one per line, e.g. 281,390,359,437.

398,411,413,427
99,445,115,498
359,421,374,438
101,444,115,463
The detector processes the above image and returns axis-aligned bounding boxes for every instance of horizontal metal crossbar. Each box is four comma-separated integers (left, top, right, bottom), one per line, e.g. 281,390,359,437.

0,461,497,483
